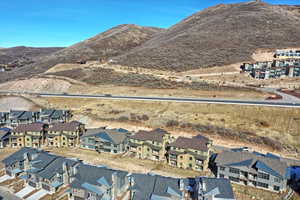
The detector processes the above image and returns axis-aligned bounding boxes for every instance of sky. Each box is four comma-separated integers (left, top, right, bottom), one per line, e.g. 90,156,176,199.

0,0,299,48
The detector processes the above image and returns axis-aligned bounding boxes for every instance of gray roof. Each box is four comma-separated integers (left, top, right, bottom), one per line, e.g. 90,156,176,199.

215,151,288,178
200,177,235,200
40,109,68,119
2,147,39,166
37,156,79,179
30,152,57,173
0,128,11,140
131,174,183,200
84,128,127,144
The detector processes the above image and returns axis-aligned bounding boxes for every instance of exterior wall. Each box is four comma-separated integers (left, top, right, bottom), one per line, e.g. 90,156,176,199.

46,131,80,148
216,165,287,193
10,131,44,148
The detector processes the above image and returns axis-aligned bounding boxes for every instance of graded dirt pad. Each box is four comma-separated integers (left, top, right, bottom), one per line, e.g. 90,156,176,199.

0,96,40,112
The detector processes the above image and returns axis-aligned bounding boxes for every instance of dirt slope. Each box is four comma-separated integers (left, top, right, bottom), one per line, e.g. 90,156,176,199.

116,1,300,71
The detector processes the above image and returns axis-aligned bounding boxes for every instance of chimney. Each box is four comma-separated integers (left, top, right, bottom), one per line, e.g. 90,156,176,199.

111,172,118,200
23,152,30,171
62,162,70,185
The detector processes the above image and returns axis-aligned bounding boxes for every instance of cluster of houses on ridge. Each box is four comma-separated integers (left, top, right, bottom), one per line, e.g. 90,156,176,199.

0,108,299,199
241,49,300,79
2,147,236,200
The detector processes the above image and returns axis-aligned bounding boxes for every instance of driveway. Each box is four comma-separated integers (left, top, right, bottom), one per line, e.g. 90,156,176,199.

26,189,49,200
0,175,13,183
15,185,35,198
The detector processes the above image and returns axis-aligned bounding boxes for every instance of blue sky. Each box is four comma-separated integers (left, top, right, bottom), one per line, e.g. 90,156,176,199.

1,0,299,47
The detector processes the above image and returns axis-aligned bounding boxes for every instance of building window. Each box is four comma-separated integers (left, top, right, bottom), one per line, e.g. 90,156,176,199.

258,172,270,180
257,182,268,189
189,164,193,168
189,157,193,161
274,177,281,183
220,166,225,171
273,186,280,191
219,174,225,178
229,176,240,183
229,167,240,174
180,156,183,159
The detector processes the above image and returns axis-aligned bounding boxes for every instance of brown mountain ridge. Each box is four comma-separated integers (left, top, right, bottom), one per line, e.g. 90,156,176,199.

1,1,300,83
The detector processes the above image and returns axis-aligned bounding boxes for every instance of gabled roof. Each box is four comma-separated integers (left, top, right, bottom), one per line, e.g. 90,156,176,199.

13,122,45,133
40,109,68,119
37,156,79,179
48,121,81,132
29,152,57,173
152,176,183,198
84,128,127,144
2,147,39,166
9,110,26,119
200,177,235,200
130,129,169,143
169,137,208,152
215,151,288,178
0,128,11,140
70,164,127,193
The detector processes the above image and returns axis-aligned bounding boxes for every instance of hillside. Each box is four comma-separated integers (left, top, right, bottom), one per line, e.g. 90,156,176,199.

0,46,63,68
0,24,163,83
116,1,300,71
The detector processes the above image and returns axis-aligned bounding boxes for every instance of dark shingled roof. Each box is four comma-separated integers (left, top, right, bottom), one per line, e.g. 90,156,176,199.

0,128,11,140
130,128,169,143
2,147,39,166
30,152,57,172
48,121,81,132
215,151,289,178
200,177,235,199
37,156,79,179
13,122,45,133
169,137,208,152
70,164,127,189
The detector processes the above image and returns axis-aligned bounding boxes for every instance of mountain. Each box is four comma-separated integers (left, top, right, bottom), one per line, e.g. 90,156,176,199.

0,46,63,67
0,24,163,83
115,1,300,71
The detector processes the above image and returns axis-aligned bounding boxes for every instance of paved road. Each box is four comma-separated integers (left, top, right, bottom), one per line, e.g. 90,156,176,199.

1,91,300,108
259,88,300,103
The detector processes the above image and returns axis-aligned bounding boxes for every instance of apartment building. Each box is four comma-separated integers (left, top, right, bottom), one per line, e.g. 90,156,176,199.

46,121,85,148
9,123,47,148
168,135,211,171
9,110,38,126
214,150,289,192
0,128,11,148
275,50,300,59
38,109,71,123
0,112,9,126
129,128,174,161
80,128,129,154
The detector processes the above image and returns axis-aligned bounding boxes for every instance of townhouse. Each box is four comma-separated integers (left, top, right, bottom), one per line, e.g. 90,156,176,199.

69,164,128,200
9,110,38,126
38,109,71,123
46,121,85,148
129,128,174,161
2,147,39,177
214,150,289,192
80,128,129,154
196,177,235,200
9,122,47,148
1,148,239,200
168,135,211,171
0,127,11,148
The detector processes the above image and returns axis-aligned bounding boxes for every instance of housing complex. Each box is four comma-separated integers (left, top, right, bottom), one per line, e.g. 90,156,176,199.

275,50,300,59
214,149,289,192
1,147,236,200
242,49,300,79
